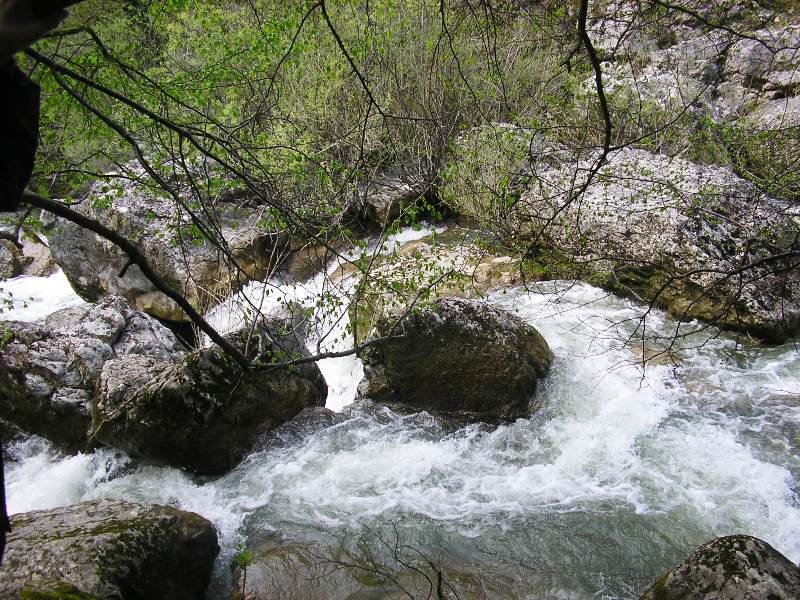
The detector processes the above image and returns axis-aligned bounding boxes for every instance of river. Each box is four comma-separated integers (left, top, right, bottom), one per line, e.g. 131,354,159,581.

3,228,799,599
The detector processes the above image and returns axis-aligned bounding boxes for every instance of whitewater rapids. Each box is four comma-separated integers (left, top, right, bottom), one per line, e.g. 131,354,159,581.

3,228,799,599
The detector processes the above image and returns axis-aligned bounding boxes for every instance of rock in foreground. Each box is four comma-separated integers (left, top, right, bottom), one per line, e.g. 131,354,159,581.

92,316,328,475
359,298,552,422
0,499,219,600
640,535,800,600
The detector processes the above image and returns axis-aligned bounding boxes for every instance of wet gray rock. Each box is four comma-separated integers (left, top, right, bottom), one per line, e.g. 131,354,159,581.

0,296,184,449
49,175,286,322
640,535,800,599
353,166,433,228
0,239,21,279
0,499,219,600
359,297,552,422
91,315,328,475
258,406,346,453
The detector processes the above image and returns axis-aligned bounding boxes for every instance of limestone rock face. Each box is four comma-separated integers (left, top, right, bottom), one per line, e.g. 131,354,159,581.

517,146,800,341
18,231,57,277
91,317,328,475
640,535,800,600
0,499,219,600
359,297,552,422
49,176,286,321
0,296,183,450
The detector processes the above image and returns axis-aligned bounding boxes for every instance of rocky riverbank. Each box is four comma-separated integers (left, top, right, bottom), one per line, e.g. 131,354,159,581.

1,1,799,597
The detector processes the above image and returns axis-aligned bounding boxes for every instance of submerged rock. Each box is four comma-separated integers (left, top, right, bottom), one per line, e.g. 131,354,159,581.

0,499,219,600
358,297,552,422
231,542,409,600
231,523,530,600
91,315,328,475
0,296,183,450
640,535,800,599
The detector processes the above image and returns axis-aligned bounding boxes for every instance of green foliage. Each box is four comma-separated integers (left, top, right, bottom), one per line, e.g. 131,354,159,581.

438,123,533,226
0,323,14,351
232,543,256,570
20,581,100,600
26,0,578,234
717,123,800,201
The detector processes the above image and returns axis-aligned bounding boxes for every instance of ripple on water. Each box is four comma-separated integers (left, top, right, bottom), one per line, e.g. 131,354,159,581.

3,268,799,599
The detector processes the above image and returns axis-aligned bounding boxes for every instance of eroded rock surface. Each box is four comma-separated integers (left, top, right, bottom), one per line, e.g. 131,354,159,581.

640,535,800,600
92,315,328,475
517,147,800,341
0,499,219,600
0,296,183,449
49,177,286,321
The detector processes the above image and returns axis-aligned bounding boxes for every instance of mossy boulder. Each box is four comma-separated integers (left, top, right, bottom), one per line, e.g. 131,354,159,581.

516,147,800,342
20,581,100,600
91,316,328,475
358,297,552,422
640,535,800,600
348,225,541,344
0,499,219,600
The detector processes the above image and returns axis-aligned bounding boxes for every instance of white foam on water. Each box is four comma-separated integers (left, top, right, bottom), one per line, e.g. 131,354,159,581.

4,241,800,597
5,437,127,514
0,270,86,322
204,223,443,411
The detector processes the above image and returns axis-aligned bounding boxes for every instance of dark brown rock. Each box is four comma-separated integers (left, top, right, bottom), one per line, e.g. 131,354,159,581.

91,316,328,475
358,298,552,422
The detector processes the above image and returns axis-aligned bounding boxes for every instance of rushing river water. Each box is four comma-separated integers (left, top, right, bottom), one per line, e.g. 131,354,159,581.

3,229,800,599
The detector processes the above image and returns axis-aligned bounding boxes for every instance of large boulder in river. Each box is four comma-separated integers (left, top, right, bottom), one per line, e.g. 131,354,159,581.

0,296,183,450
640,535,800,599
515,147,800,342
49,176,286,322
358,298,552,422
0,499,219,600
91,316,328,475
